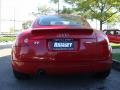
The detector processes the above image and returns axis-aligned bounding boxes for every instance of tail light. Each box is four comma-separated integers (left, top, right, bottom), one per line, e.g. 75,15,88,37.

96,32,109,45
15,31,31,46
96,31,112,58
97,32,112,52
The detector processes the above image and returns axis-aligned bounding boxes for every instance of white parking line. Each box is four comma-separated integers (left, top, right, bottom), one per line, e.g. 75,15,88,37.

0,48,11,57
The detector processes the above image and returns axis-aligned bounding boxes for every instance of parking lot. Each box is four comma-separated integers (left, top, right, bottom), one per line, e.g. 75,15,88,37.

0,48,120,90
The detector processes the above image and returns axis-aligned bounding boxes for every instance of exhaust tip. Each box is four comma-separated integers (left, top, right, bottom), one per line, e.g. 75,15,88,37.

37,69,46,76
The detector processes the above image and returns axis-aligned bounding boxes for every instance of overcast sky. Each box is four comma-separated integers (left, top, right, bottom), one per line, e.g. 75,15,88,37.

1,0,52,20
0,0,56,32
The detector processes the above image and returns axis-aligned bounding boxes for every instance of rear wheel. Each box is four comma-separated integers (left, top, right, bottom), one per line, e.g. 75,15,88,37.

13,70,31,80
94,69,111,79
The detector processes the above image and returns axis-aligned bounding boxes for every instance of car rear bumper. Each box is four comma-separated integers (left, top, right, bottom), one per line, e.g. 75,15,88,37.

12,60,112,75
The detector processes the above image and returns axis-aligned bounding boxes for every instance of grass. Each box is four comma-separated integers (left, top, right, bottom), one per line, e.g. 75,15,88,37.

110,43,120,49
0,36,16,42
112,53,120,62
110,43,120,62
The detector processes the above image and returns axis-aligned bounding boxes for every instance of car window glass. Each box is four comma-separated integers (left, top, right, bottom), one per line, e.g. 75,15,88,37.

38,16,81,26
116,31,120,35
37,15,91,28
105,31,114,35
111,31,114,35
109,31,114,35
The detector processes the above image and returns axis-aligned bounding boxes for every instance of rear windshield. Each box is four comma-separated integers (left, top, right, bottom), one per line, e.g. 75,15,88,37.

37,15,90,27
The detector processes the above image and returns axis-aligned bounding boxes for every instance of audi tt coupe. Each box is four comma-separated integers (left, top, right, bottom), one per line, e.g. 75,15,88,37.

11,15,112,79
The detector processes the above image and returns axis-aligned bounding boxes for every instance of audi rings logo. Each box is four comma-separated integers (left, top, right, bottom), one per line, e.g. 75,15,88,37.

57,33,70,38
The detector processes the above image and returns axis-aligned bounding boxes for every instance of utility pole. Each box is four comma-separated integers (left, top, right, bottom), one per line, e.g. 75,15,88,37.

0,0,1,34
13,8,15,34
58,0,60,14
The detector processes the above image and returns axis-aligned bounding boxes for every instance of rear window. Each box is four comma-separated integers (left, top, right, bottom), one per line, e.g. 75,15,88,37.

37,15,91,27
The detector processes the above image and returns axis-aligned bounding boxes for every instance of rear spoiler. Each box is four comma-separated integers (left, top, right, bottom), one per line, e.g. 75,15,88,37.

31,27,94,34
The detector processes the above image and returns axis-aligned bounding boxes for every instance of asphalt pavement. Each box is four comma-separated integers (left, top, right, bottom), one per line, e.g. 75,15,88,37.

0,49,120,90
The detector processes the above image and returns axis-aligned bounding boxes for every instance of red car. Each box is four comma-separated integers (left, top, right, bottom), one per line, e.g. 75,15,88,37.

103,29,120,43
11,15,112,79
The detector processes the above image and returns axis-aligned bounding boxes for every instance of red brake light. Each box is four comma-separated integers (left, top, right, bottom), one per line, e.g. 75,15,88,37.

96,31,112,58
23,38,29,44
15,31,31,46
96,32,110,45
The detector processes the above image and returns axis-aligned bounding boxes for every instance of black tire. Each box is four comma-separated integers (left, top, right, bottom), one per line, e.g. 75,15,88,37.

94,69,111,79
13,70,31,80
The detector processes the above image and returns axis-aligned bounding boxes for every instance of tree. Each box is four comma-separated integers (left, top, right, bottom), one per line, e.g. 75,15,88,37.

51,0,61,14
66,0,120,30
51,0,74,14
51,0,120,30
60,6,73,14
32,5,56,16
22,20,32,29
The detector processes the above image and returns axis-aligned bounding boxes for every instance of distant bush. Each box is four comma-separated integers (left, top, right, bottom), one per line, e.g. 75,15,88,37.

112,53,120,61
111,43,120,49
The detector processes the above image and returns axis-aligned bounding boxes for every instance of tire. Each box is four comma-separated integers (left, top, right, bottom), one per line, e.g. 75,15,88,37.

13,70,31,80
94,69,111,79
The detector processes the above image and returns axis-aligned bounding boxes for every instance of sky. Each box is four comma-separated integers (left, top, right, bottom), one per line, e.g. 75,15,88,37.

0,0,67,32
1,0,52,20
0,0,57,32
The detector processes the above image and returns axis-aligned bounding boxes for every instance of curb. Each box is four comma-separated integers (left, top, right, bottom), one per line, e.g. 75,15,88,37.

112,59,120,71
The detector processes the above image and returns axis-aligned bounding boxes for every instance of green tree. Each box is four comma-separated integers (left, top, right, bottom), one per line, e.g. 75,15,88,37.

22,20,32,29
51,0,59,3
51,0,120,30
51,0,61,14
60,6,73,14
32,5,56,16
51,0,74,14
66,0,120,30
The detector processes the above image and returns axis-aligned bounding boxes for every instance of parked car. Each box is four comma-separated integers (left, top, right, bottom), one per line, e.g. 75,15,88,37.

103,29,120,43
11,15,112,79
